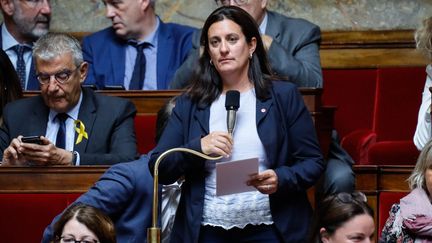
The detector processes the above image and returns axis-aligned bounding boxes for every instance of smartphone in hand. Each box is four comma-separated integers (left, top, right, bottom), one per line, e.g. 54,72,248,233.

21,136,43,145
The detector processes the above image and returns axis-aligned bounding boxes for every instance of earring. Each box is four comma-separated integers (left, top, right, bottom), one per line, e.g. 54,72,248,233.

210,59,214,66
249,53,253,59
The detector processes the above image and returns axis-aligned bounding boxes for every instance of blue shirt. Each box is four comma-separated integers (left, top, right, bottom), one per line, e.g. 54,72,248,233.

1,24,33,89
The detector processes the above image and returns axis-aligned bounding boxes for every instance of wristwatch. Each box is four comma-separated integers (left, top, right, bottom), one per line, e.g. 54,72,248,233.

71,151,78,166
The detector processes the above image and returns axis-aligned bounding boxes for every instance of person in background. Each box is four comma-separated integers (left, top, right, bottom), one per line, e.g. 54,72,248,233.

0,33,137,166
42,97,177,243
172,0,355,200
0,48,22,126
308,192,375,243
171,0,322,88
380,140,432,242
149,6,324,242
0,0,51,90
82,0,196,90
51,203,116,243
414,16,432,150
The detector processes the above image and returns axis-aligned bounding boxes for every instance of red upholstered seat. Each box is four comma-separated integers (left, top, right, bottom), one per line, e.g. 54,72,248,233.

134,114,157,154
378,191,409,237
368,141,419,165
322,69,377,139
0,193,80,243
324,67,425,165
366,67,424,165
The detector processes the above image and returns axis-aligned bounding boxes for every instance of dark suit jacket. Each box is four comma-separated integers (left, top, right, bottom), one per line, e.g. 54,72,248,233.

149,81,324,243
0,88,138,165
82,19,196,90
170,10,322,89
0,25,40,90
42,155,154,243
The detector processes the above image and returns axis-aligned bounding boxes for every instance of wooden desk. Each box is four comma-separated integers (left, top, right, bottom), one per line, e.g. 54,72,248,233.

24,88,335,156
0,166,108,193
24,88,326,114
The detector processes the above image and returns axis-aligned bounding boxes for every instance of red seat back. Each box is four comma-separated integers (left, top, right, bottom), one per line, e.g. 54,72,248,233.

134,114,157,154
0,193,80,243
322,69,377,138
373,67,425,141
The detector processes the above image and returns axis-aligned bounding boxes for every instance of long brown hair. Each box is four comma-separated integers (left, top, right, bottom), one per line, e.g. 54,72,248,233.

186,6,274,108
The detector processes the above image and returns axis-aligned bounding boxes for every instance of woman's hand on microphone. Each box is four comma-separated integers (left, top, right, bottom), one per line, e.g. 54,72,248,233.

201,131,233,158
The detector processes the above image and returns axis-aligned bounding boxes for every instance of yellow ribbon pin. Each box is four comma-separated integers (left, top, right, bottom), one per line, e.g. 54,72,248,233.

74,120,88,145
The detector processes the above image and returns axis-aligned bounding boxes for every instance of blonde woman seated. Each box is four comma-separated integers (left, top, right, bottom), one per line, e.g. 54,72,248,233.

380,140,432,242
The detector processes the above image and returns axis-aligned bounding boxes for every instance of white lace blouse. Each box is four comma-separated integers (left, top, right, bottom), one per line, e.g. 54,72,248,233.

201,89,274,229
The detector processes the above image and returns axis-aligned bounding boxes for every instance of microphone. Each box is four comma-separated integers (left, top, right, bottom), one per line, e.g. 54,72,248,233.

148,148,222,243
225,90,240,135
148,91,239,242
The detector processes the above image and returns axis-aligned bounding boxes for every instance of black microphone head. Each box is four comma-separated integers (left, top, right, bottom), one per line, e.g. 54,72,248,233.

225,90,240,111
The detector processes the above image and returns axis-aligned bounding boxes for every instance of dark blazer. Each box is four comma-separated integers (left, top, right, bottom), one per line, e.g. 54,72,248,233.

170,10,322,89
149,81,324,243
0,88,138,165
42,155,154,243
0,25,40,90
82,19,196,90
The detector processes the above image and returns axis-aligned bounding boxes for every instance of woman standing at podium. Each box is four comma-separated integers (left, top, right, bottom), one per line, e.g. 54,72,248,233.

149,6,324,243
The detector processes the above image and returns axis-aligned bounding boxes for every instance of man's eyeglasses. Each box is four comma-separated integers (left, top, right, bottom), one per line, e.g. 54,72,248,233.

334,192,367,204
59,236,98,243
37,67,80,85
215,0,249,7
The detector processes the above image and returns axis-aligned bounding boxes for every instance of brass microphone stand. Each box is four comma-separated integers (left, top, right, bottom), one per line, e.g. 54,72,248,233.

147,148,222,243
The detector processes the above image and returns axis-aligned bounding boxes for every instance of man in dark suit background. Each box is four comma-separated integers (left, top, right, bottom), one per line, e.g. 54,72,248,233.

0,33,138,166
0,0,51,90
170,0,322,88
82,0,196,90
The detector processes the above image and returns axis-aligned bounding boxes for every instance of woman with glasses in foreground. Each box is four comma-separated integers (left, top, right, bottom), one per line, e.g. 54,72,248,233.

380,140,432,242
308,192,375,243
52,203,116,243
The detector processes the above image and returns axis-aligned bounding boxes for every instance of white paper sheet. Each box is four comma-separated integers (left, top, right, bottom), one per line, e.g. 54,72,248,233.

216,157,259,196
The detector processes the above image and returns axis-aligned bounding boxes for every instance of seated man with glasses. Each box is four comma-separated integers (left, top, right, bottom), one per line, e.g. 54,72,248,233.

0,33,138,166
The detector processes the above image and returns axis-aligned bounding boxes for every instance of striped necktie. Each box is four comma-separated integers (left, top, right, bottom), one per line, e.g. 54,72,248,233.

12,45,28,90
